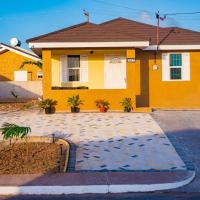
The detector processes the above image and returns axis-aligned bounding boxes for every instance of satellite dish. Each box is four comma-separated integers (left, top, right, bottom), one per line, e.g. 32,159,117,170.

10,38,21,47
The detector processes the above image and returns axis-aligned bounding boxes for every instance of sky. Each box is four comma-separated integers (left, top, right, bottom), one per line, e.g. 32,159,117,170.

1,0,200,49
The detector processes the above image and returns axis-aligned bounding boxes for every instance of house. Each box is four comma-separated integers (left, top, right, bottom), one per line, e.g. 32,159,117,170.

0,42,42,81
27,17,200,111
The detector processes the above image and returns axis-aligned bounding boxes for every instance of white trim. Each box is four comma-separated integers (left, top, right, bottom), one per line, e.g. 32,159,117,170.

0,47,6,53
162,52,191,81
0,44,40,61
145,45,200,50
28,41,150,48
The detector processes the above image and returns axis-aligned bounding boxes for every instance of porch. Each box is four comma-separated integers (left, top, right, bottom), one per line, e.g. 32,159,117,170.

42,48,149,111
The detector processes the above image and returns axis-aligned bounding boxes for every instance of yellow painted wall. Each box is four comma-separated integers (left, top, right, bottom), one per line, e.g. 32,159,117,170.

0,50,41,81
136,50,200,108
51,49,126,89
43,47,200,110
43,49,136,111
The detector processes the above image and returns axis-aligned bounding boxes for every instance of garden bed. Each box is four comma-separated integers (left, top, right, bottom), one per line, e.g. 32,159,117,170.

0,100,38,111
0,137,69,174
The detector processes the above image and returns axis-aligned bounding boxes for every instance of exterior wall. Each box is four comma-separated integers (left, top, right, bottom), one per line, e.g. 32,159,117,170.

0,51,41,81
43,47,200,110
51,49,126,89
0,81,42,101
136,50,200,108
43,49,136,111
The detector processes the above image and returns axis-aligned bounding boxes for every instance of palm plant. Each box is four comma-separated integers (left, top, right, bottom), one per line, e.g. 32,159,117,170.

67,95,83,113
120,98,134,112
38,98,57,114
20,61,42,69
0,123,31,160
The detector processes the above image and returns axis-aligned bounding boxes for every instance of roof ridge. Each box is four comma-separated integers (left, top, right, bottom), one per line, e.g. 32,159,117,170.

99,17,158,29
27,21,97,43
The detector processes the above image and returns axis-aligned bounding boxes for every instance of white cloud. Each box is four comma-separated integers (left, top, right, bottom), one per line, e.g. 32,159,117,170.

139,11,152,23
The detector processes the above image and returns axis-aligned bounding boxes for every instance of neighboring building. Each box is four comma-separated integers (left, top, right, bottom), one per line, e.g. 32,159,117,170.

27,17,200,111
0,43,42,81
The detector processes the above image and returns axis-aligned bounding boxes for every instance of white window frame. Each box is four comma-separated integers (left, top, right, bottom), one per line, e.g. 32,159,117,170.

162,52,190,82
67,55,81,82
169,53,182,80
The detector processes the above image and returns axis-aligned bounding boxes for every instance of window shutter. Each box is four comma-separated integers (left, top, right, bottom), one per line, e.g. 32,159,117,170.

80,55,88,82
162,53,170,81
182,53,190,81
60,55,68,82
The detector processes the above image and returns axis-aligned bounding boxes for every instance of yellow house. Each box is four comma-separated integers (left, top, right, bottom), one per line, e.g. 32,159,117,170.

27,17,200,111
0,42,42,81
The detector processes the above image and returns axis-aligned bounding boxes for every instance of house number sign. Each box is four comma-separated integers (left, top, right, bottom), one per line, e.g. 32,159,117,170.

127,58,136,63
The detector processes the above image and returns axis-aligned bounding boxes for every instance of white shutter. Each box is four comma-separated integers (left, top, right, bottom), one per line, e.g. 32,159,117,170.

80,55,88,82
162,53,170,81
60,55,68,82
182,53,190,81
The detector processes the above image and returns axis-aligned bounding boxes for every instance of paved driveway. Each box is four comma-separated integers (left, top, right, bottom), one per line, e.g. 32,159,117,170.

151,110,200,192
0,111,185,172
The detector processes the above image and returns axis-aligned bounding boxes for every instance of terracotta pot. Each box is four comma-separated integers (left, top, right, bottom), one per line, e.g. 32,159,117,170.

99,106,107,112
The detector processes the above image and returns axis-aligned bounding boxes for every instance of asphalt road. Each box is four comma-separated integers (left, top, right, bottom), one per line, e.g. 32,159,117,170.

151,110,200,192
1,193,200,200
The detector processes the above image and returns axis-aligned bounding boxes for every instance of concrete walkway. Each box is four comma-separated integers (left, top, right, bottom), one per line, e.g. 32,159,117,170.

0,111,186,172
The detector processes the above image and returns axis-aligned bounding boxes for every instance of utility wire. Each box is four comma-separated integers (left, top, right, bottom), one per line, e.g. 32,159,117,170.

92,0,154,14
164,11,200,16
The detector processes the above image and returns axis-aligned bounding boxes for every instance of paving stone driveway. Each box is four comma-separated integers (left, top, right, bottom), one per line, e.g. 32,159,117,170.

0,110,186,171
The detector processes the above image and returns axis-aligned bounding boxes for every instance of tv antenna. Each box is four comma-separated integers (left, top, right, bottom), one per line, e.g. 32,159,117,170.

83,9,90,22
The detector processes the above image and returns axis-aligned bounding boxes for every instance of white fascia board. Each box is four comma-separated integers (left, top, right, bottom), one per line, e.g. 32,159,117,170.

0,44,40,61
145,45,200,50
0,47,6,53
28,41,150,48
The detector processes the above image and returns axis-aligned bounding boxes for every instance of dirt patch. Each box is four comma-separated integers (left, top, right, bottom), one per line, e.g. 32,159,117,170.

0,142,66,174
0,100,38,111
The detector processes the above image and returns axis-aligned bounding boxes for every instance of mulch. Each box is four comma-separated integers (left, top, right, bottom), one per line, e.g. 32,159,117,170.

0,142,66,174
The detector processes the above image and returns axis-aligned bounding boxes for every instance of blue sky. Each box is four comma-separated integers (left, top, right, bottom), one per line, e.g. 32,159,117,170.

1,0,200,49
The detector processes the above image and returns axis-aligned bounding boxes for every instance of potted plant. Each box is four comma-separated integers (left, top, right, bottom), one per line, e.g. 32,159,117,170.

67,95,83,113
120,97,134,112
38,98,57,114
95,99,110,112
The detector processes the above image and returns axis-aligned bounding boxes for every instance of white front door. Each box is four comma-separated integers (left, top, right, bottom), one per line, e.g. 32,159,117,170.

104,55,126,89
14,71,28,81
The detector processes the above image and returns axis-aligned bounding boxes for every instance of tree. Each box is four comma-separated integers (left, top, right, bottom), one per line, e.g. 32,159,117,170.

20,61,42,69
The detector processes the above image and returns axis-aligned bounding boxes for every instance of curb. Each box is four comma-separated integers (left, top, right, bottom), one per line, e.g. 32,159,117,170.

0,171,195,195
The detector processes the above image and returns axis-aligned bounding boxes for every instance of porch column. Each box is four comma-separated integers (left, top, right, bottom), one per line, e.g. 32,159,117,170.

126,49,139,108
126,49,136,90
42,50,52,98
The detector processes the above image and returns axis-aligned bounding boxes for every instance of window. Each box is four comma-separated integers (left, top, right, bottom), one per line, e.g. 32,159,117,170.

162,53,190,81
67,55,80,81
169,54,182,80
37,71,43,79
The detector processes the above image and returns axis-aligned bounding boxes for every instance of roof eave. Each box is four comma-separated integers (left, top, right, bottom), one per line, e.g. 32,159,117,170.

144,45,200,50
28,41,150,49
